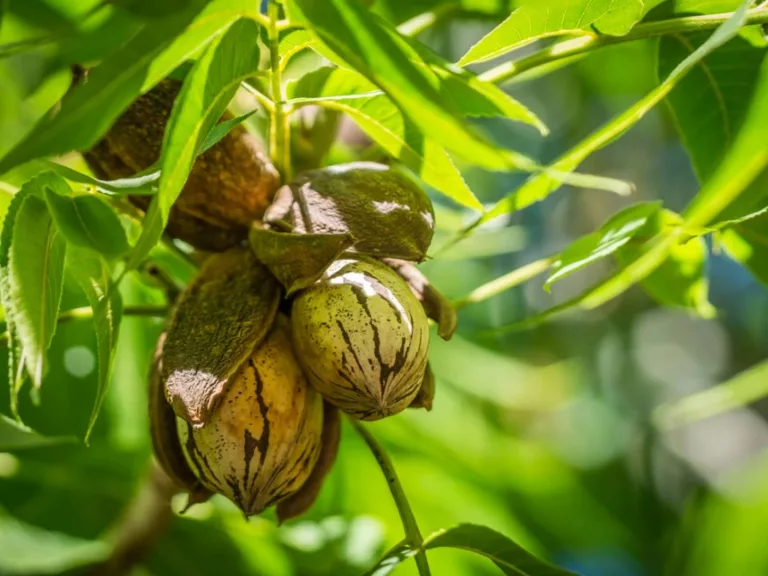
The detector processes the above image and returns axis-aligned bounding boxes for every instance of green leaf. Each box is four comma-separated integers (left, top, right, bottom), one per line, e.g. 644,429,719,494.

286,0,536,171
654,359,768,431
488,4,767,332
362,541,415,576
119,0,194,19
9,195,67,390
616,210,715,317
720,210,768,286
0,183,37,416
658,29,767,224
424,524,577,576
44,188,130,259
199,109,258,154
458,0,644,66
0,0,258,174
39,161,158,196
460,0,756,239
279,29,319,69
0,414,75,451
249,227,354,295
544,202,661,291
658,30,766,182
66,248,123,443
0,515,108,574
127,17,262,270
290,67,481,209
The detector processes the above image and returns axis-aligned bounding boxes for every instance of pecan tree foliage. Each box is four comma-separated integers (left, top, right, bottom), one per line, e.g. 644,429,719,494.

0,0,767,575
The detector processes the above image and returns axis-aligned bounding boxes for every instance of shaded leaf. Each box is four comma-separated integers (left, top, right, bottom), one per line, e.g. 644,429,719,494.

544,202,661,290
0,0,214,174
616,210,715,317
119,0,193,18
289,67,480,210
459,0,644,65
44,188,130,259
128,17,262,270
66,248,123,443
659,30,765,179
264,163,435,262
277,402,341,523
0,414,75,451
9,195,67,390
425,523,577,576
0,515,108,574
658,29,767,224
287,0,536,171
163,249,280,426
249,226,354,295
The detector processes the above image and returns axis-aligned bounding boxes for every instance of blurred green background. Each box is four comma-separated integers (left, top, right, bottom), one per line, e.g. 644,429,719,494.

2,1,768,576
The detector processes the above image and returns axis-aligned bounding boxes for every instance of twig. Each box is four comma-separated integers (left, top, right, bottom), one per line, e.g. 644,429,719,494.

350,419,432,576
481,7,768,84
0,305,168,347
267,0,292,182
452,255,557,309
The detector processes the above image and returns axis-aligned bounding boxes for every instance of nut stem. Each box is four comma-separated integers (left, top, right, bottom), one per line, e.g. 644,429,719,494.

350,418,432,576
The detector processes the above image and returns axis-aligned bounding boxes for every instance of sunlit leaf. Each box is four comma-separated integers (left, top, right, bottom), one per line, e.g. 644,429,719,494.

544,202,661,291
720,209,768,286
616,210,715,317
0,414,75,451
127,18,261,270
44,187,130,259
458,0,644,66
0,0,261,174
279,29,319,69
425,523,577,576
66,248,123,443
290,67,480,209
39,161,158,196
457,0,755,243
362,541,415,576
654,359,768,431
286,0,536,171
490,4,768,331
9,195,67,390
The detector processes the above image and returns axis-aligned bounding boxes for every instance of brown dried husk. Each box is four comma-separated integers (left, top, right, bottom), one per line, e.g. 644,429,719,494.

83,79,280,251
